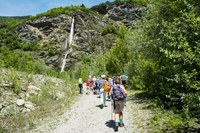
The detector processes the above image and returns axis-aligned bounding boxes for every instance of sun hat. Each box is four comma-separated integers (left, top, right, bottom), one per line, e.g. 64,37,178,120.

101,75,106,78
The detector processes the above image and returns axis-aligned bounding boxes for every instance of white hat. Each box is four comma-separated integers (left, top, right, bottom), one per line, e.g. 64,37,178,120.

101,75,106,78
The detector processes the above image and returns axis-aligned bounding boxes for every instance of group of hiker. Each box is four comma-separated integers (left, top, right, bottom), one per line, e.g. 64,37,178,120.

78,74,128,132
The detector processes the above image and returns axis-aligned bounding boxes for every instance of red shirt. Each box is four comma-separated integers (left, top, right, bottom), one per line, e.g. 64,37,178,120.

86,82,90,86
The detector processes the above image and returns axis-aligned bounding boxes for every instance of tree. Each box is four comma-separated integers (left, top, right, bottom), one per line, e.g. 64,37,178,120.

105,24,131,76
127,0,200,113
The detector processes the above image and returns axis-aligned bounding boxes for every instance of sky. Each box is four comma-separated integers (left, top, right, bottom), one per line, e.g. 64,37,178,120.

0,0,113,16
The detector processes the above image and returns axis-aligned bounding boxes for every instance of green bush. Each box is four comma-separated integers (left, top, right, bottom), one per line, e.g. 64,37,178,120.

126,0,200,119
19,41,41,51
101,25,117,36
32,6,91,20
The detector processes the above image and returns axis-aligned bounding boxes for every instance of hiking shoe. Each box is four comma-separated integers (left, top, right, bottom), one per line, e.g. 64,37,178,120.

119,122,124,127
114,126,118,132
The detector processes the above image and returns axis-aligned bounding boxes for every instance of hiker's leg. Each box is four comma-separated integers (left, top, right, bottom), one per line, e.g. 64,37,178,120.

97,87,99,95
79,84,81,94
113,100,116,119
99,88,102,98
118,101,125,126
100,88,104,105
87,86,90,94
115,113,120,123
114,113,119,131
103,91,106,106
107,92,110,100
114,101,120,123
80,84,83,94
119,112,123,122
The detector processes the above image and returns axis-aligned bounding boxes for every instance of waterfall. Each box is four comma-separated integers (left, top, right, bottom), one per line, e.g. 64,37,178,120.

61,16,75,72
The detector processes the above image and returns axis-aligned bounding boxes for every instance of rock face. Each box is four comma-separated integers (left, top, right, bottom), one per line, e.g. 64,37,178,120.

91,2,145,28
16,10,116,69
0,69,70,116
15,2,145,69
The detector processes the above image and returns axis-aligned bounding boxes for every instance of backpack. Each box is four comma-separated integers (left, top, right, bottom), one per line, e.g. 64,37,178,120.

95,79,100,88
104,81,111,92
112,84,125,101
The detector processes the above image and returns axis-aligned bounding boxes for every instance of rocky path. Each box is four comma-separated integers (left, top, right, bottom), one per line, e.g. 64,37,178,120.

52,89,153,133
53,93,135,133
30,89,152,133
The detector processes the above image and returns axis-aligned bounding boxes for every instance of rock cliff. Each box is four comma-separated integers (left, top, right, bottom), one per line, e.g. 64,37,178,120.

15,2,145,69
16,9,116,69
91,2,145,27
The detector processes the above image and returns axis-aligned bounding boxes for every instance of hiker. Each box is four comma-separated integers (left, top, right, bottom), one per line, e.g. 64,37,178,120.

86,81,90,94
99,75,107,107
94,77,100,95
120,74,128,87
89,75,94,93
78,77,83,94
112,76,116,86
107,77,113,100
104,77,111,102
109,76,127,132
92,76,97,94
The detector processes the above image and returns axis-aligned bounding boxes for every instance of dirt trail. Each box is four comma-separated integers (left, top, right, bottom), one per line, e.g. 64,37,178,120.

30,88,152,133
53,93,134,133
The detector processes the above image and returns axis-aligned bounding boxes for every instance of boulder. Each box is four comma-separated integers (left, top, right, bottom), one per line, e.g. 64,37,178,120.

24,102,35,110
27,85,41,95
16,99,25,106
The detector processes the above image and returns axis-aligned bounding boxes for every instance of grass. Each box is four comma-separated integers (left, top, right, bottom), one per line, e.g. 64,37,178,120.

127,89,199,132
0,69,79,133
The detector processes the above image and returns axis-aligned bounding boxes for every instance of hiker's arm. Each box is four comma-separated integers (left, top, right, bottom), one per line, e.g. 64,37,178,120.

109,88,112,96
121,85,127,97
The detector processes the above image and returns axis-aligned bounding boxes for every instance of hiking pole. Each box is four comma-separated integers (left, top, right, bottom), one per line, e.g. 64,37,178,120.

123,99,128,130
111,99,113,120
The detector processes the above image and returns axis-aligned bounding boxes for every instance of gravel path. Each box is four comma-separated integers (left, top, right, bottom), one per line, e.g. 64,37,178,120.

30,86,152,133
53,93,135,133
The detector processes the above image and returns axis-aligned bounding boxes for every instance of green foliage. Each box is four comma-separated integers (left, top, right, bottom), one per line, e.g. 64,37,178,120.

101,25,117,36
19,41,41,51
0,46,51,75
48,48,58,56
105,24,131,76
75,62,90,82
31,6,91,20
148,108,198,132
73,55,92,81
9,69,22,94
126,0,200,122
114,0,149,5
91,52,107,76
0,27,21,49
0,70,78,132
82,54,92,64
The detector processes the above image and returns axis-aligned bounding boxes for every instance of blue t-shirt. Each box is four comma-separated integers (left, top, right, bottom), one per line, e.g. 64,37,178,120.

99,79,105,89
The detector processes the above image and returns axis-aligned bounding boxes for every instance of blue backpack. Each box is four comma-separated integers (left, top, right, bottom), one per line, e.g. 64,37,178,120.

95,79,100,88
112,84,125,101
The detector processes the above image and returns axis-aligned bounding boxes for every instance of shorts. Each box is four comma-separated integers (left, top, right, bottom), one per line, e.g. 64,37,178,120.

114,100,124,113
